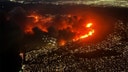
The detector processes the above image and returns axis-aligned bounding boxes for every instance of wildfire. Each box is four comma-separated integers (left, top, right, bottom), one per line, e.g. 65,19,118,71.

24,13,95,44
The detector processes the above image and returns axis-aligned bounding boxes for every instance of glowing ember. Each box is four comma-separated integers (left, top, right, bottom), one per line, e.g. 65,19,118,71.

80,23,94,39
27,15,39,23
86,23,92,28
59,40,66,46
73,22,95,41
80,34,89,39
80,29,94,39
19,53,24,60
24,25,34,34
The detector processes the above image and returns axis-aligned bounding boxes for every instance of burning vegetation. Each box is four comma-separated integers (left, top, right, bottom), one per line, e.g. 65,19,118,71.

24,12,97,46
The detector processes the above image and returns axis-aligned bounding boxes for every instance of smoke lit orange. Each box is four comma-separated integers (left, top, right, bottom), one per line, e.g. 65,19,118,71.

25,13,52,34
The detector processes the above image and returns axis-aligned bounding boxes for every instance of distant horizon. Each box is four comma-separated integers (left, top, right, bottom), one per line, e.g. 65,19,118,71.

1,0,128,8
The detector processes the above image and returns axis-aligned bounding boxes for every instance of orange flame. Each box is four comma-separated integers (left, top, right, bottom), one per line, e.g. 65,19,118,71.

25,13,52,34
24,25,34,34
73,22,95,41
80,29,94,39
80,23,94,39
59,40,66,46
27,15,39,23
86,23,92,28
